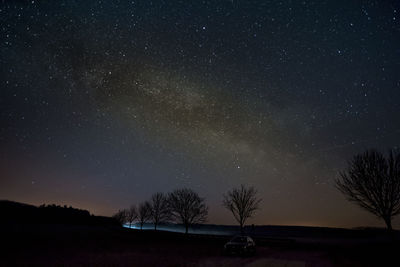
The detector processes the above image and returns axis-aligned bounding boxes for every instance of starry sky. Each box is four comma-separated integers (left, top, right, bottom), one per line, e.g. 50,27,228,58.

1,0,400,228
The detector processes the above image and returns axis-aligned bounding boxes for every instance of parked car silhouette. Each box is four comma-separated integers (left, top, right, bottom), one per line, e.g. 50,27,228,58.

224,235,256,255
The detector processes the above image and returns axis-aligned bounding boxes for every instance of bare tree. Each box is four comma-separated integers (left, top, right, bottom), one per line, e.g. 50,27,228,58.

336,149,400,231
126,205,138,228
138,201,152,230
223,184,261,233
112,209,128,226
168,188,208,234
149,192,170,230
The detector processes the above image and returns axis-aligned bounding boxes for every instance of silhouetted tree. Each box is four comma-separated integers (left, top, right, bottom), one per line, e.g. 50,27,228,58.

138,201,152,230
113,209,128,226
149,192,170,230
168,188,208,234
336,149,400,231
126,205,138,228
223,184,261,233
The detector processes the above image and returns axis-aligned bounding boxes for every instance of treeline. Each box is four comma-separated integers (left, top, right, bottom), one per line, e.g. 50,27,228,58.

114,185,261,234
118,148,400,233
0,200,119,226
114,188,208,234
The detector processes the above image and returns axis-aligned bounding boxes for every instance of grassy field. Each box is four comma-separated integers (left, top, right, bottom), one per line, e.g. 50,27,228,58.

2,224,400,266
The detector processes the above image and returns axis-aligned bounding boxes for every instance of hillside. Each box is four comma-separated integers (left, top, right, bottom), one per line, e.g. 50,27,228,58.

0,200,119,226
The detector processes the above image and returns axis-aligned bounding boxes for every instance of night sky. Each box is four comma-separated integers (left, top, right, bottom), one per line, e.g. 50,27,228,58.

1,0,400,228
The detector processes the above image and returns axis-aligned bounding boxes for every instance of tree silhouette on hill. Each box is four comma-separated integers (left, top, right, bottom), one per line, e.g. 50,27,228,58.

336,149,400,231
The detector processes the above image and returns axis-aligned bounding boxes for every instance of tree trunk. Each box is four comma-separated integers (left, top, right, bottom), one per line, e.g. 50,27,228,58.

140,222,143,230
185,224,189,234
384,216,392,231
240,222,244,234
129,222,132,228
154,223,157,230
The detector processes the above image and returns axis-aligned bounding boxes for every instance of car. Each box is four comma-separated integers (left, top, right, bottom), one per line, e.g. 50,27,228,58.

223,235,256,256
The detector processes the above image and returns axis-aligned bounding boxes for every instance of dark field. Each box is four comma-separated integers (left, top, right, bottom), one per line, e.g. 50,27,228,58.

2,224,400,266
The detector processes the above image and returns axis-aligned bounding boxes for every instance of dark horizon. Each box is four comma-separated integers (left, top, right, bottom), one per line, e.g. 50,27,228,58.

2,199,397,232
1,1,400,229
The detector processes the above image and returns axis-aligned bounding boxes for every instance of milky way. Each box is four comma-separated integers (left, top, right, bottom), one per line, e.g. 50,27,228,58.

1,0,400,228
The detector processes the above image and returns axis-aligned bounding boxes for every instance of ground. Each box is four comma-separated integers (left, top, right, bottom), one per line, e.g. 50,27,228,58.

1,224,399,266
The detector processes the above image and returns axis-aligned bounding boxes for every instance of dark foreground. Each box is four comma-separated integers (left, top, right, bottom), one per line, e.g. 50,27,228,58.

2,224,400,267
